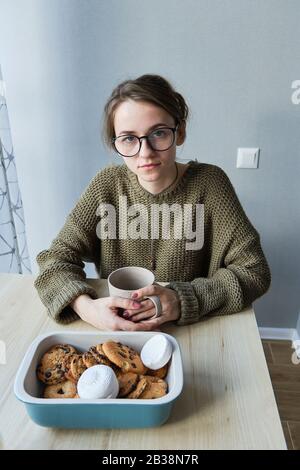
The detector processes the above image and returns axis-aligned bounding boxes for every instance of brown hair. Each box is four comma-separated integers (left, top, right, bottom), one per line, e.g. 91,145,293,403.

101,74,190,151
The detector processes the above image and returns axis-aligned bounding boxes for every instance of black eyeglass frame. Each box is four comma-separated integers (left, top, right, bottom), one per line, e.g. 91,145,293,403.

111,124,179,157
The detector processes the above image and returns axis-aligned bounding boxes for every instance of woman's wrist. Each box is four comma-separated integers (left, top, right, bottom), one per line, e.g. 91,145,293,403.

70,294,94,321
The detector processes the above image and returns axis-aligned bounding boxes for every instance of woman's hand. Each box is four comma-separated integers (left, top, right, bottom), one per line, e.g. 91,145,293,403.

122,284,181,328
72,294,159,331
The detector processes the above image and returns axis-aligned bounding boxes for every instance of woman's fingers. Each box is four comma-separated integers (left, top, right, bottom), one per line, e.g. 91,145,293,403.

113,314,154,331
130,308,156,322
113,315,141,331
84,297,162,332
131,284,161,300
108,296,141,311
135,318,162,331
123,299,154,317
105,298,154,331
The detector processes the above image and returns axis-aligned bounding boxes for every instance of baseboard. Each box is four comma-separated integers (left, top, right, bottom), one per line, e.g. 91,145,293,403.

259,327,298,341
259,327,300,359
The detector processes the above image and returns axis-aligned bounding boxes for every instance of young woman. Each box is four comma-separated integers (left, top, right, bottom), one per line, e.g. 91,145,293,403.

34,74,271,331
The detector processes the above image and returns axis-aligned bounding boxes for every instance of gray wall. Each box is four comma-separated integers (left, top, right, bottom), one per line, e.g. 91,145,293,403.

0,0,299,328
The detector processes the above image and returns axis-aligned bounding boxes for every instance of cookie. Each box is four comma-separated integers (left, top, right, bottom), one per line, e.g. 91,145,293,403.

37,344,77,385
102,341,147,375
147,361,169,379
70,354,87,382
116,371,139,398
62,352,77,369
43,380,77,398
61,352,78,383
127,377,149,399
82,351,99,368
89,344,113,367
64,368,77,383
139,376,168,399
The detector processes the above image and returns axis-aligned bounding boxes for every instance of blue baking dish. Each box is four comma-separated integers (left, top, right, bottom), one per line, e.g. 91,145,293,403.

14,331,183,429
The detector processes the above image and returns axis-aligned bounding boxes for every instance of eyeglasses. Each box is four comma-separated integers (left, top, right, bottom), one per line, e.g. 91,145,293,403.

112,124,179,157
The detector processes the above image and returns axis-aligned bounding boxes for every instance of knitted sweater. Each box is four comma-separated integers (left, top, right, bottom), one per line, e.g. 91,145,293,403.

34,160,271,326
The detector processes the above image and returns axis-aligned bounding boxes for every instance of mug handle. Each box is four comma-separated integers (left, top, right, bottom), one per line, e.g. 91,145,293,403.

144,295,162,319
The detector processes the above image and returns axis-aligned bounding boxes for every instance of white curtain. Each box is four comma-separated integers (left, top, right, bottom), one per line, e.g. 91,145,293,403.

0,66,31,273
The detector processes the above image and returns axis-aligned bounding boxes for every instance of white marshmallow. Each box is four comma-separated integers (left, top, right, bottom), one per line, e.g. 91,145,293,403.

141,334,172,370
77,365,119,399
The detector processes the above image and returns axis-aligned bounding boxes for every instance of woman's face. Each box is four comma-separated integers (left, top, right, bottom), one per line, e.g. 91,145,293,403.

113,99,184,182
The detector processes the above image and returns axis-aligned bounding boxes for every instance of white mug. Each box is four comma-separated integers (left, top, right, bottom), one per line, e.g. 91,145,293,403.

108,266,162,319
108,266,154,298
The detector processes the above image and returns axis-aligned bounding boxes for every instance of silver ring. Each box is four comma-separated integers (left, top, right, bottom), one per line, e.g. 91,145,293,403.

144,295,162,318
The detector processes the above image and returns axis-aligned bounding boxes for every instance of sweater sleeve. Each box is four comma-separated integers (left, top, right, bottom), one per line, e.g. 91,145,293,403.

34,172,102,324
166,166,271,326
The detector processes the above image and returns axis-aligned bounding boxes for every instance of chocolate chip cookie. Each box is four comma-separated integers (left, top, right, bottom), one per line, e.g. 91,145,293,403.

116,371,139,398
89,344,113,367
82,351,99,368
102,341,147,375
147,361,170,379
43,380,77,398
70,354,87,382
37,344,77,385
126,376,149,399
139,376,168,399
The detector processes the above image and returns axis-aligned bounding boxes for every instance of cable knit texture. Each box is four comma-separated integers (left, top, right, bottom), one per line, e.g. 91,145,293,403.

34,160,271,325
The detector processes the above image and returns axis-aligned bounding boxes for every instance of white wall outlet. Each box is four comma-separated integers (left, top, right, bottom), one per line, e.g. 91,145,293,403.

236,148,260,169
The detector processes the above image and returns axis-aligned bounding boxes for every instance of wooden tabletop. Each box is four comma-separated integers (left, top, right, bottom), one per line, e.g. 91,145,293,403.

0,273,286,450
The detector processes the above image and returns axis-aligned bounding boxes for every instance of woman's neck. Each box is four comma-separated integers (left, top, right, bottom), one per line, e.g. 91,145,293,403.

137,162,183,195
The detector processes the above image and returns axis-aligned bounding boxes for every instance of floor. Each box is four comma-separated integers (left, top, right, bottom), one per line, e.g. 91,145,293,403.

262,339,300,450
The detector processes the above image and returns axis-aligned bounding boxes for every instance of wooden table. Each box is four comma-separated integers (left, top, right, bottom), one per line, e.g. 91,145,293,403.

0,273,287,450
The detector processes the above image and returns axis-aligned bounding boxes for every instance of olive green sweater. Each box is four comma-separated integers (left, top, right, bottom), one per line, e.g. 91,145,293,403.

34,160,271,325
